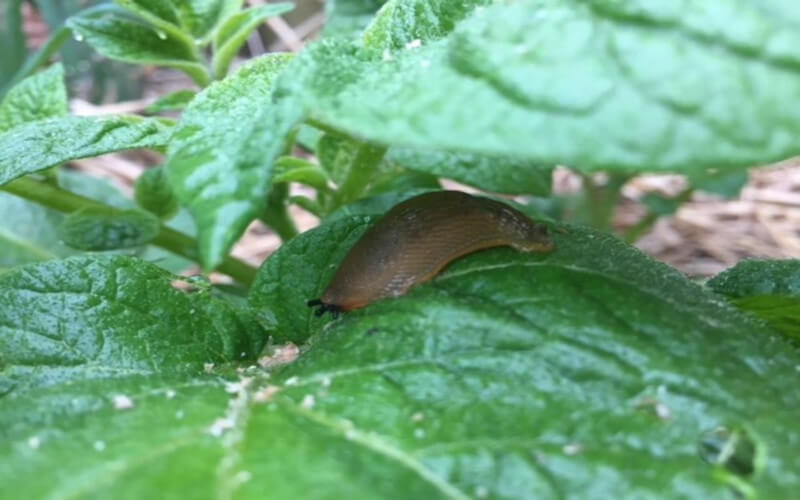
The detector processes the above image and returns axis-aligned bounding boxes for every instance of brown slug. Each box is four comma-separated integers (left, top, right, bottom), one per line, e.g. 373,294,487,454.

307,191,555,317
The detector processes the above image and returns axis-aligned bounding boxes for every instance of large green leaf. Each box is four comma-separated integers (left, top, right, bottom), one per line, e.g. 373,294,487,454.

165,53,300,270
0,115,173,187
4,227,800,496
708,259,800,339
0,63,67,133
288,0,800,176
67,13,210,85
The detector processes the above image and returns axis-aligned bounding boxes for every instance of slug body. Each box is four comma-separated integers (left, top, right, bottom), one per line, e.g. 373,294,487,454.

308,191,554,316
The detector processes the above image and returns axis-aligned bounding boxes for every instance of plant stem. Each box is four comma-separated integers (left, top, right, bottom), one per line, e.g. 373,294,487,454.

261,183,298,241
1,177,258,286
623,187,694,244
335,142,387,208
583,172,629,231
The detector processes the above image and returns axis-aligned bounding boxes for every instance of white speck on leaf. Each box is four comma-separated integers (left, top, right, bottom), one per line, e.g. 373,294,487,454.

113,394,134,410
320,377,331,388
254,385,280,403
563,443,583,455
382,49,393,61
28,436,41,449
414,428,425,439
204,363,215,373
411,412,424,422
176,410,185,419
405,39,422,50
259,343,299,368
165,389,176,399
420,59,431,68
300,394,315,410
655,403,672,420
284,376,299,386
94,440,106,452
475,486,489,498
209,417,235,437
225,377,253,395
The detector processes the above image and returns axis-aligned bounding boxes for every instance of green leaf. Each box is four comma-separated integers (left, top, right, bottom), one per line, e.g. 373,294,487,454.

0,0,26,93
0,64,68,133
67,13,210,85
59,207,161,251
323,0,387,37
4,234,800,497
146,89,197,113
165,53,301,270
273,157,331,191
0,254,264,392
690,169,750,199
288,0,800,175
640,193,681,217
0,192,74,267
135,166,180,219
0,115,173,187
362,0,490,52
246,216,800,497
116,0,244,41
388,149,552,196
708,259,800,339
212,3,294,78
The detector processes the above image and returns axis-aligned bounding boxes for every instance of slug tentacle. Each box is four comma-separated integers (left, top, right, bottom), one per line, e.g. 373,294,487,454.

308,191,555,314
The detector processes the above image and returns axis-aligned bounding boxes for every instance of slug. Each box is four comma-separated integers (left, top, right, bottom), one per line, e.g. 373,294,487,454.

307,191,555,317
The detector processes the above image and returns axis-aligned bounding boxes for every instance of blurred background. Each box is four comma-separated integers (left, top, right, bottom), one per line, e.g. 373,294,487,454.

3,0,799,277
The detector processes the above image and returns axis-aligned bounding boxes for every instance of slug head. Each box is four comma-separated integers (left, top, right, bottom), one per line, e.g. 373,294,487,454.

306,298,342,318
513,222,556,253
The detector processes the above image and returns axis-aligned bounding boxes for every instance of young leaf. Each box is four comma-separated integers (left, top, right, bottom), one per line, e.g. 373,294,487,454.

165,53,301,270
290,0,800,176
59,207,161,251
0,63,67,133
212,3,294,78
0,192,75,267
135,166,180,219
67,13,210,85
0,115,173,187
708,259,800,339
273,157,331,191
117,0,244,42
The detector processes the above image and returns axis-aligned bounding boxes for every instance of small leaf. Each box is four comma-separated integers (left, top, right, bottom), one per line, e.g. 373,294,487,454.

0,64,67,132
212,3,294,78
690,169,750,199
0,115,173,187
273,156,331,191
708,259,800,338
166,53,301,270
135,166,180,219
146,89,197,113
67,13,210,85
59,207,161,251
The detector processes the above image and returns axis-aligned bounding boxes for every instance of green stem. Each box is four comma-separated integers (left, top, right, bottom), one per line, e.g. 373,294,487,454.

2,26,71,95
1,177,257,286
583,172,629,231
335,142,387,208
261,183,298,241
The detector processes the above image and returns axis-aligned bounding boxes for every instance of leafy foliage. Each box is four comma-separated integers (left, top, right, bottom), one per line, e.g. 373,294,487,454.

708,259,800,339
1,0,800,497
